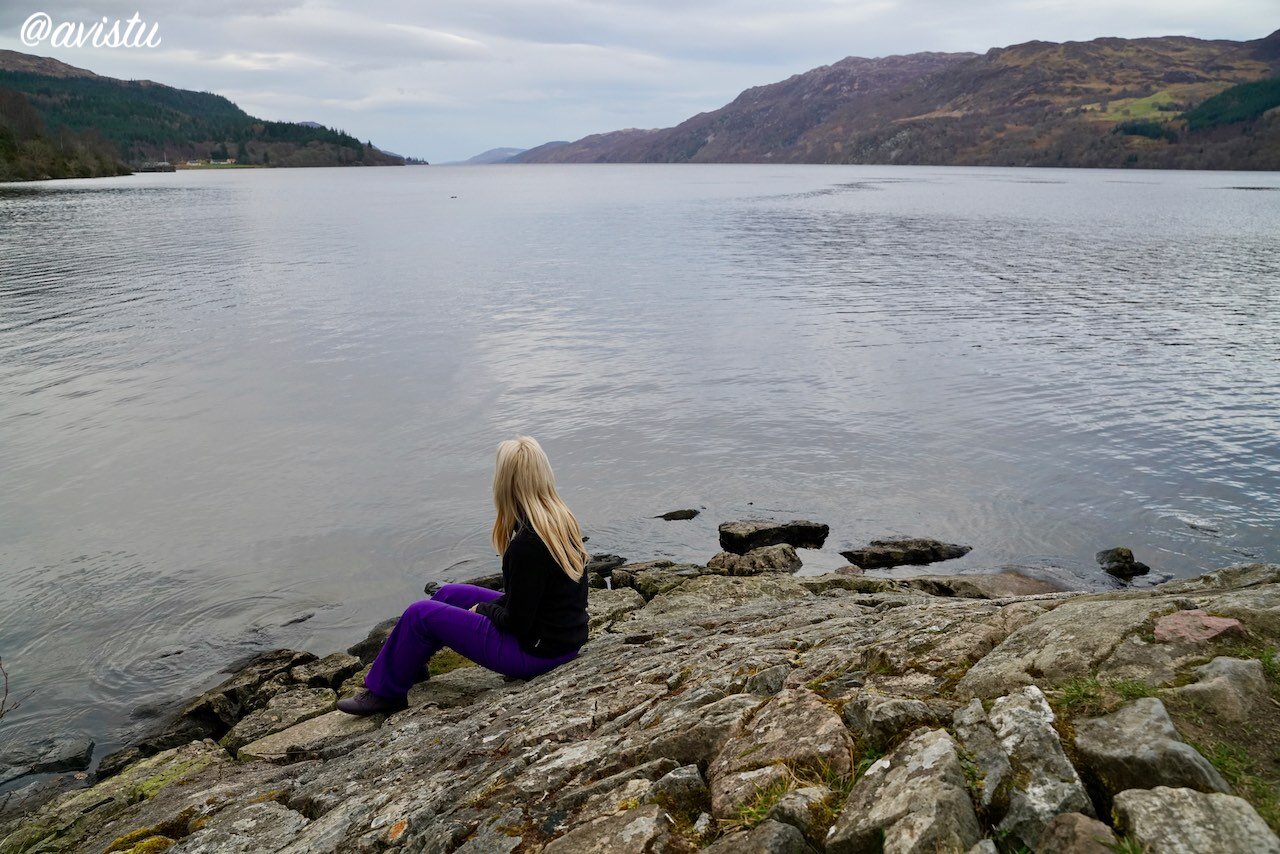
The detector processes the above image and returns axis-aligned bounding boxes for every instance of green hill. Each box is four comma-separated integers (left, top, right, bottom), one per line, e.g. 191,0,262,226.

0,49,403,179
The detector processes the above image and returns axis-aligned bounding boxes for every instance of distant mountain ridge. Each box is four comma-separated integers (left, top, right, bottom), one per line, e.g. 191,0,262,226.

0,49,403,173
451,147,528,164
514,30,1280,169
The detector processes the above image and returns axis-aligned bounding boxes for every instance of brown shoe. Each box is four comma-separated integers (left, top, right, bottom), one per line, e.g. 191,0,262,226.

336,689,407,716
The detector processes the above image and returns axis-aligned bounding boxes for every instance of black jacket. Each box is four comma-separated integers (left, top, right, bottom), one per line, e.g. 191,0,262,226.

474,523,589,657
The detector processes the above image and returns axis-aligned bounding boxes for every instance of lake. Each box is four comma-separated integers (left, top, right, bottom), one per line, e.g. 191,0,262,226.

1,163,1278,773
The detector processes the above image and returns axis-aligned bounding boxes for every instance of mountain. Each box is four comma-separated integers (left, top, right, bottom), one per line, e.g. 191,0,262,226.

514,30,1280,169
0,50,404,175
451,147,528,164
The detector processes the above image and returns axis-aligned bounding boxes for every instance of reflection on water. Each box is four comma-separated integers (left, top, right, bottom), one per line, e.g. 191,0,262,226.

1,164,1278,771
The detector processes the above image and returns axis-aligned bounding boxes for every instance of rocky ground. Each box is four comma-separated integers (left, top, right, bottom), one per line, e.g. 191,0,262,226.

2,538,1278,853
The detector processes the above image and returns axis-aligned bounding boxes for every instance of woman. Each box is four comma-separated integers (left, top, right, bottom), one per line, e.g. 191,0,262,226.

338,436,591,716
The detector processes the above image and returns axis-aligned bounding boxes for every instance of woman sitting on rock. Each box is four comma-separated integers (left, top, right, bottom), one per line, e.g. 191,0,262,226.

338,436,590,716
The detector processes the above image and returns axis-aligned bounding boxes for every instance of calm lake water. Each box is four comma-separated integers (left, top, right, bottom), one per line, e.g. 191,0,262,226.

1,164,1279,773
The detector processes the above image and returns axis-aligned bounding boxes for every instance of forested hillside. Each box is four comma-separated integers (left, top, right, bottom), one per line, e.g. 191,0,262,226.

0,49,403,178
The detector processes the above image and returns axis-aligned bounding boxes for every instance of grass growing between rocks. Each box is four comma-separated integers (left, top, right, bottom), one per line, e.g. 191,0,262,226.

1163,646,1280,834
1049,676,1159,719
722,776,793,833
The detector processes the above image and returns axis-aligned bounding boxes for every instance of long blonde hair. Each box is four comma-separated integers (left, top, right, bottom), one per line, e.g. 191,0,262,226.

491,436,589,581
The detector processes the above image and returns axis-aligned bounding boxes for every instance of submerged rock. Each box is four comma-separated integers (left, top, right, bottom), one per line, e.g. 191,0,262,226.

706,544,802,575
718,519,829,553
841,537,972,569
1113,787,1280,853
0,737,94,786
1073,698,1229,803
96,648,317,779
1096,546,1150,581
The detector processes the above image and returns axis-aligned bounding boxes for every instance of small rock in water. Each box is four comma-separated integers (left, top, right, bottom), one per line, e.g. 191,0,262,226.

841,537,971,569
584,553,626,576
656,508,699,520
281,612,315,627
718,519,829,553
1095,546,1151,580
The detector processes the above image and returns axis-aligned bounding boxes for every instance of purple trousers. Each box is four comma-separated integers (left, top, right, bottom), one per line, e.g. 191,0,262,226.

364,583,579,699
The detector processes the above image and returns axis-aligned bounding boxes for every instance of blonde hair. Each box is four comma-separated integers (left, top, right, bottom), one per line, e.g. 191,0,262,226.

491,436,589,581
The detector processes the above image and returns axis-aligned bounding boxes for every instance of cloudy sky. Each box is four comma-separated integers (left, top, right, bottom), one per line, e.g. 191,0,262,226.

0,1,1273,162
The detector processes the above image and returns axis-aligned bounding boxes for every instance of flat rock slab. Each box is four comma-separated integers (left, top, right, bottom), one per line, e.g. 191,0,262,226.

1113,786,1280,854
289,652,362,688
706,544,802,576
956,598,1172,698
903,571,1065,599
708,688,852,818
168,799,310,853
408,667,508,709
587,587,646,634
1153,609,1246,644
611,561,704,600
827,728,980,854
841,537,971,570
1036,813,1118,853
543,804,677,853
219,687,337,753
718,519,829,553
237,710,381,763
1074,698,1229,798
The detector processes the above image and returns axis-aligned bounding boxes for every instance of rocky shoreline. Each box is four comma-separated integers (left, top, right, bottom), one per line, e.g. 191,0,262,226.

2,520,1278,853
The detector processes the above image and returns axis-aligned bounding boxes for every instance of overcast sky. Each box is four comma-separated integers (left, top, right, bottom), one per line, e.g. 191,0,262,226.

0,1,1273,162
